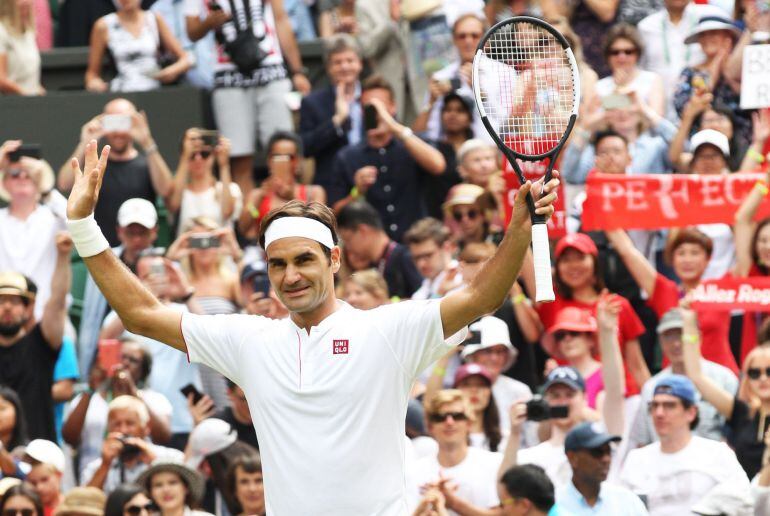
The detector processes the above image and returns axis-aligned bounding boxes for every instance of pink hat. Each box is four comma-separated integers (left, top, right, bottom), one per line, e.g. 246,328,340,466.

541,307,597,359
453,363,493,387
554,233,598,260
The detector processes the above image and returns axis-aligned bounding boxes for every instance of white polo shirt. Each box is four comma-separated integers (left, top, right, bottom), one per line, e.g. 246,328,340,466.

182,299,466,515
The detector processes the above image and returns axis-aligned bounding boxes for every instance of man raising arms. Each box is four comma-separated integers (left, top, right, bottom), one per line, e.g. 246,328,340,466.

65,141,558,515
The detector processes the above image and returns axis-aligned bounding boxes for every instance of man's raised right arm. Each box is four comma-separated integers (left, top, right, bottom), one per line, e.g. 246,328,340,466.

67,141,186,351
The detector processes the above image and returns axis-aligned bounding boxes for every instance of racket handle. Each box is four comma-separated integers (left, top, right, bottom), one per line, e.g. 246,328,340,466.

531,223,555,303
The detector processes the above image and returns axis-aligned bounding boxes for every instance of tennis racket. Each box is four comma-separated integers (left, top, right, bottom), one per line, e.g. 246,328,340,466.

472,16,580,303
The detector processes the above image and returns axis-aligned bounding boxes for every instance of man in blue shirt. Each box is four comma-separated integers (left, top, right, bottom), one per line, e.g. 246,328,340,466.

556,422,648,515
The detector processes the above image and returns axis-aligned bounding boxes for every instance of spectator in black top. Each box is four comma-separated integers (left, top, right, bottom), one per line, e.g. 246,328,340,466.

498,464,555,516
299,34,364,195
218,379,258,451
57,98,173,246
330,75,447,241
337,201,422,299
0,234,71,441
55,0,156,46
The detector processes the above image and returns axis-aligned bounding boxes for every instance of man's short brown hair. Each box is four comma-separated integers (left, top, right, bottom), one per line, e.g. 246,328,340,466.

258,200,339,255
362,75,395,101
403,218,451,247
323,34,362,64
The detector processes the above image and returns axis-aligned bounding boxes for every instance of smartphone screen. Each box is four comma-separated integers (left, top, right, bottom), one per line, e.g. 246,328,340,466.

98,339,122,378
364,104,378,131
102,114,132,133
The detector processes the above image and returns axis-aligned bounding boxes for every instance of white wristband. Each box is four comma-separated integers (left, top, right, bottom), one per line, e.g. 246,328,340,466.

66,213,110,258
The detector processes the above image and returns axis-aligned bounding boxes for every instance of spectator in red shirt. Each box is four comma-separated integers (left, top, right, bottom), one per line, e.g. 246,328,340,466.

607,227,739,374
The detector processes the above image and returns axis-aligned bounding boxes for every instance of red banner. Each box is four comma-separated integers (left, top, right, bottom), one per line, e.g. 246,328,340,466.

691,277,770,312
581,173,770,231
501,157,567,238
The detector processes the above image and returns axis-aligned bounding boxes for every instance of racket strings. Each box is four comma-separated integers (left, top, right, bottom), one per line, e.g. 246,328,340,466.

477,21,576,156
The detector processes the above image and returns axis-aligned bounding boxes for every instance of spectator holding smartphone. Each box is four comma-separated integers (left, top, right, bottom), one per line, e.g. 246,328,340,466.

85,0,191,92
167,128,242,236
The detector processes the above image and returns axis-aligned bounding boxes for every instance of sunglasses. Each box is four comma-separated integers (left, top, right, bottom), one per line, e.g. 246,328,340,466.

3,510,35,516
553,330,584,341
609,48,637,56
452,209,479,222
584,444,612,458
192,150,212,159
428,411,469,423
6,168,29,179
747,367,770,380
124,503,156,515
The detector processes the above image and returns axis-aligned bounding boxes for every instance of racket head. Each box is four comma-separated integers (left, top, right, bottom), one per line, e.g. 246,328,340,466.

472,16,580,162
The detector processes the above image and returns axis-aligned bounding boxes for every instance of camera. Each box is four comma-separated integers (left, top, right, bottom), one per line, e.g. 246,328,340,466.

8,144,41,162
525,396,569,421
189,233,221,249
117,436,142,461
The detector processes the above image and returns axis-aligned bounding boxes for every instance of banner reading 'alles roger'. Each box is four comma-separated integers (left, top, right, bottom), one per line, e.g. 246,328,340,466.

581,173,770,231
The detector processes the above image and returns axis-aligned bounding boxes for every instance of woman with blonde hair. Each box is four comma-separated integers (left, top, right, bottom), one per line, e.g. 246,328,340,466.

342,269,389,310
0,0,43,95
683,306,770,478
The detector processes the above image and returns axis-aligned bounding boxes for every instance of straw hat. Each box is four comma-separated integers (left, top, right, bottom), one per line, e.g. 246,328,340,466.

0,158,55,201
54,487,106,516
137,460,206,505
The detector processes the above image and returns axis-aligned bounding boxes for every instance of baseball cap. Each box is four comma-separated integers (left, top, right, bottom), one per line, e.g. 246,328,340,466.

453,363,493,387
117,198,158,229
564,422,621,452
691,481,754,516
25,439,65,473
653,374,697,404
691,129,729,157
240,259,267,283
656,308,685,335
443,91,475,114
0,271,35,300
541,307,597,359
543,366,585,392
185,418,238,470
554,233,598,260
684,15,741,45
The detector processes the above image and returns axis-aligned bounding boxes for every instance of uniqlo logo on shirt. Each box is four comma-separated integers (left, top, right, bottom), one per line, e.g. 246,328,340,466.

333,339,349,355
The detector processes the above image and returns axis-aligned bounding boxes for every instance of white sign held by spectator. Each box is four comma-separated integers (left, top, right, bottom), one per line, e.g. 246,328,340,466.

741,44,770,109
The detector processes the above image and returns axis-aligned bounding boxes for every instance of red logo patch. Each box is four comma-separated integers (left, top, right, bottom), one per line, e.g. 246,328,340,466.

333,339,349,355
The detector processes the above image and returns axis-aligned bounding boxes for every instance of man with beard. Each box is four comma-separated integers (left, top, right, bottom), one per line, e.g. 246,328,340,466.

57,98,173,246
0,233,72,441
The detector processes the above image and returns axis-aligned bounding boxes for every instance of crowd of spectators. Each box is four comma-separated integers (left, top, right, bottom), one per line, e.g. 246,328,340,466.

3,0,770,514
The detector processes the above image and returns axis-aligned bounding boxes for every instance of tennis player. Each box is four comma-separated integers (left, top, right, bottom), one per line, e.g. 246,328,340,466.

66,141,559,515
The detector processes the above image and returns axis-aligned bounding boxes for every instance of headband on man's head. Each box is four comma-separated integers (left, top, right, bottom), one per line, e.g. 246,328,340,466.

264,217,335,250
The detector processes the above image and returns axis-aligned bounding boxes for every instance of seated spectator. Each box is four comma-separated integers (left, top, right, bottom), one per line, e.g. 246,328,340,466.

0,0,42,95
62,339,173,479
497,464,555,516
104,484,153,516
239,131,325,243
404,218,457,301
0,484,42,516
341,269,390,309
455,140,506,213
594,24,665,116
557,422,648,515
150,0,216,89
0,387,28,477
0,240,70,442
85,0,191,92
23,439,65,514
409,389,502,513
81,395,184,493
546,16,598,110
336,201,422,299
283,0,316,41
54,487,107,516
138,460,213,516
606,227,738,373
55,0,155,47
226,455,265,516
0,149,63,320
57,99,174,247
78,198,159,376
185,0,311,195
460,316,533,431
674,16,747,141
629,308,738,447
167,129,241,236
299,34,364,195
330,75,447,241
485,0,541,23
453,364,504,452
443,184,501,249
317,0,357,38
683,305,770,478
562,90,675,186
517,233,650,393
619,375,750,515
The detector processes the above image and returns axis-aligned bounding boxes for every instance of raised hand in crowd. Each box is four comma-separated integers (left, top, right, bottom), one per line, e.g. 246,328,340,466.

187,393,216,426
130,111,158,152
739,109,770,172
0,139,21,168
353,165,378,197
596,291,626,436
668,89,713,171
111,367,139,398
412,487,449,516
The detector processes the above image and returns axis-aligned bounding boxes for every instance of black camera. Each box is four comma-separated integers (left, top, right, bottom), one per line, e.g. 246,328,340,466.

117,436,142,461
189,234,221,249
526,396,569,421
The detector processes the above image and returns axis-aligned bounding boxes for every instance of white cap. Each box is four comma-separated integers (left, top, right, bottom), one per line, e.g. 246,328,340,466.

117,198,158,229
185,419,238,470
25,439,65,473
691,129,729,157
461,316,518,369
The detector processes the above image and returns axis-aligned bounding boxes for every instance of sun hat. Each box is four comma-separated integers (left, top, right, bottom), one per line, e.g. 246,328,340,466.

137,460,206,505
541,307,598,359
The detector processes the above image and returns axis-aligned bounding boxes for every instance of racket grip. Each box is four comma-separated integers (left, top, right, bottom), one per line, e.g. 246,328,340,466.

531,223,555,303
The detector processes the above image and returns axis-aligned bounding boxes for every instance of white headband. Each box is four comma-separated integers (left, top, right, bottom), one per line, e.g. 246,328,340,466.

264,217,335,250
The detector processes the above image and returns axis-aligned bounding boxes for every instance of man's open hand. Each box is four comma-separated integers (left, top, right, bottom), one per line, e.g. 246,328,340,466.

67,140,110,220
